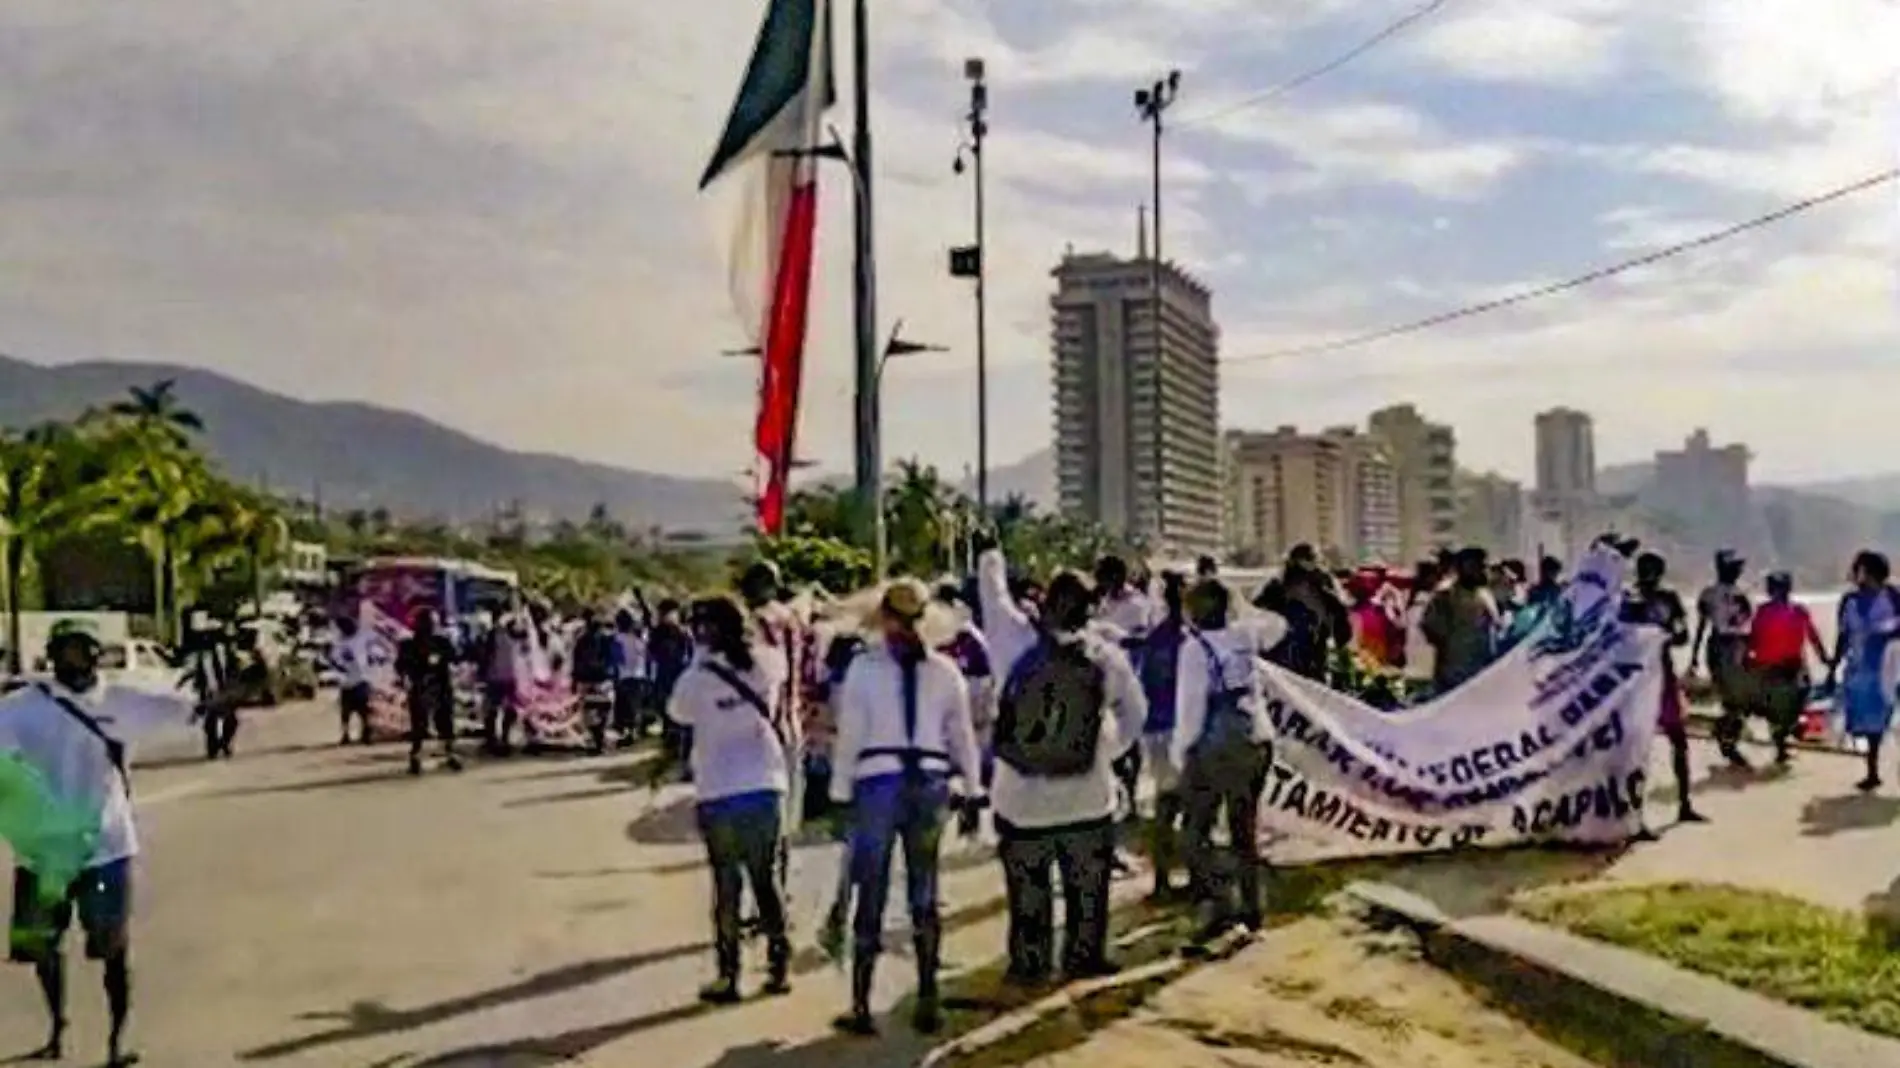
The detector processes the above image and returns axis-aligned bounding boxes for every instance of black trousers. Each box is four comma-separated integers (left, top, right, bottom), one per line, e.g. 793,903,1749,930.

201,702,239,758
995,815,1114,979
613,678,650,735
698,797,789,979
1181,740,1270,926
407,691,456,756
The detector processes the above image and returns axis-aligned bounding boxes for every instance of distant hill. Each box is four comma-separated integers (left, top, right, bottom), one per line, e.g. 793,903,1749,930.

0,355,745,531
963,448,1057,510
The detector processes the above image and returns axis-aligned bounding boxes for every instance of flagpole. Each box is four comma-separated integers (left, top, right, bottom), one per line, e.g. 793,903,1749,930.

850,0,883,578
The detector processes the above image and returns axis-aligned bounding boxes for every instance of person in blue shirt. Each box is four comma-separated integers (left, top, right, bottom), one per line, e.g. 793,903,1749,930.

1134,573,1190,901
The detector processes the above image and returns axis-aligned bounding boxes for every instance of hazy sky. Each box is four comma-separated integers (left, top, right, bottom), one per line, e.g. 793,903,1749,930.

0,1,1893,485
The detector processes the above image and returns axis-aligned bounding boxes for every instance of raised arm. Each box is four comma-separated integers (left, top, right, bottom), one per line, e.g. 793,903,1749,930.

977,549,1035,665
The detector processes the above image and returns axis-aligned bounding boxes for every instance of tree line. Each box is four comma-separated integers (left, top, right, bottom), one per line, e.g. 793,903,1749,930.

3,382,1127,671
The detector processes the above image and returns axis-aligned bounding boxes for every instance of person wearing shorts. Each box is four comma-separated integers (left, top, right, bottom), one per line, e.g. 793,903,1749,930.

1,618,192,1067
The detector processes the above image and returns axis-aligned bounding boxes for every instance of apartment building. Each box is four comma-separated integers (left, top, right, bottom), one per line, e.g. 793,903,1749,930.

1226,426,1400,565
1052,250,1222,554
1368,403,1458,563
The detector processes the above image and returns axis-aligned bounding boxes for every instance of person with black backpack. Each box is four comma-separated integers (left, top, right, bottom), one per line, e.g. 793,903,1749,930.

1172,579,1277,948
977,546,1147,985
827,579,984,1037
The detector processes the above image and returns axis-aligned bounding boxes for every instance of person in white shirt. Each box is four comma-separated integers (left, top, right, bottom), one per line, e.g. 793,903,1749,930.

331,613,375,746
1173,579,1278,945
828,579,984,1038
1,618,194,1068
611,608,648,745
663,595,793,1006
979,549,1147,984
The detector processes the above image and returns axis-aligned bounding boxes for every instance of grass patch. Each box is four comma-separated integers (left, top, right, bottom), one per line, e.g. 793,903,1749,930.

1518,881,1900,1039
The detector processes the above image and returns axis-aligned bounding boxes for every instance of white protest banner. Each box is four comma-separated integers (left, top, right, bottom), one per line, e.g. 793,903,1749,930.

1259,546,1666,862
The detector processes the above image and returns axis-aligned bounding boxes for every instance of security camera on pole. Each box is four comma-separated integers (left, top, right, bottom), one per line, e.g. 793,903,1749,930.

1134,69,1180,548
951,57,990,517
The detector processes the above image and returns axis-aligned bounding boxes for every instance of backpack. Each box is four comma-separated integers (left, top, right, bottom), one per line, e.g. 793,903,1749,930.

1191,634,1255,756
993,637,1106,778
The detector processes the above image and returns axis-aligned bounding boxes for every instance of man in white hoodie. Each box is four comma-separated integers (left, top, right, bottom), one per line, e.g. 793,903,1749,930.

980,547,1147,983
828,579,984,1037
1173,579,1280,947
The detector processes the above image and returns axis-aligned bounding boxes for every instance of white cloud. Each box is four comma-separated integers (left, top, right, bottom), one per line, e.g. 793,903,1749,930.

1405,0,1632,85
1201,100,1525,198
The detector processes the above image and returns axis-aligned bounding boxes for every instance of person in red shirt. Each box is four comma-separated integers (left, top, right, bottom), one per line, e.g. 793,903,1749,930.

1747,571,1830,765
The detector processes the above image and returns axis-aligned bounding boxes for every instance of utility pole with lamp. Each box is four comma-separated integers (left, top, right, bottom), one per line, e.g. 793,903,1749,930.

1134,70,1180,550
951,57,990,516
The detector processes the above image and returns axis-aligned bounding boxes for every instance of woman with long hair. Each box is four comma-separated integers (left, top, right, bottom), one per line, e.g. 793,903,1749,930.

665,595,793,1004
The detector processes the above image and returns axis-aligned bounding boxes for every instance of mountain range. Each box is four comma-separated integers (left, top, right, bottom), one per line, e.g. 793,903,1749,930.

0,354,748,532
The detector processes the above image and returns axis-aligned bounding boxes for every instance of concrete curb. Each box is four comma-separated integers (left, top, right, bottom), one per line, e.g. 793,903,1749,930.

1345,881,1900,1068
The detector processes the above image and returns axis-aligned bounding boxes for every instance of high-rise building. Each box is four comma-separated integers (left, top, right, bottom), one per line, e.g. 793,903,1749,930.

1052,250,1222,553
1225,426,1400,565
1534,407,1596,499
1458,471,1526,559
1653,428,1751,536
1368,404,1457,562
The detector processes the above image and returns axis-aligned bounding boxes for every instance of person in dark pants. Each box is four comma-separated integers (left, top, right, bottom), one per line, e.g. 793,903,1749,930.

828,580,985,1036
1748,571,1829,765
611,609,649,744
976,547,1146,985
664,596,793,1003
646,599,695,771
1173,580,1275,946
396,609,462,776
1693,550,1755,768
331,614,375,745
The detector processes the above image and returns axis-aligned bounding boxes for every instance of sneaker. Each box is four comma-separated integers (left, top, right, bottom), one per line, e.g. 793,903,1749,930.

911,999,943,1035
1858,776,1883,794
697,978,742,1005
444,755,464,773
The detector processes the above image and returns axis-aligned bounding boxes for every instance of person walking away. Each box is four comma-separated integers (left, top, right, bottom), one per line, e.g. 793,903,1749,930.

1619,552,1705,830
1748,571,1829,765
934,582,995,781
647,599,696,771
612,608,649,745
828,580,984,1036
1421,548,1500,694
1826,550,1900,791
1173,580,1277,948
1,619,195,1067
396,609,461,776
663,595,794,1004
176,613,231,756
569,610,621,754
739,562,808,909
1254,544,1349,682
204,627,264,760
480,615,526,755
814,629,867,962
1692,550,1755,768
331,614,375,746
1400,560,1442,698
1093,555,1154,637
978,549,1147,986
1135,574,1190,901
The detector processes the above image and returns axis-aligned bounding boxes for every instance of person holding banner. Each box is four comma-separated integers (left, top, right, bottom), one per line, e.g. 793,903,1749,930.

1619,552,1705,829
1173,579,1280,947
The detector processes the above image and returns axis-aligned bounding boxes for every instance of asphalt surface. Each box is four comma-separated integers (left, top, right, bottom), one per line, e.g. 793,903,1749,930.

0,700,1011,1067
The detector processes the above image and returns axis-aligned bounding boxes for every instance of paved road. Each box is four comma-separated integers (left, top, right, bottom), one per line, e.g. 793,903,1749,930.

0,701,1014,1067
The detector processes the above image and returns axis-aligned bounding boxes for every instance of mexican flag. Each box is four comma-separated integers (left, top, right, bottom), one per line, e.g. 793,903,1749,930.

700,0,835,535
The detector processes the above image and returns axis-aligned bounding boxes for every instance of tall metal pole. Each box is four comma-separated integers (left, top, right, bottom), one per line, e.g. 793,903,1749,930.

967,60,990,518
850,0,883,576
1135,71,1180,551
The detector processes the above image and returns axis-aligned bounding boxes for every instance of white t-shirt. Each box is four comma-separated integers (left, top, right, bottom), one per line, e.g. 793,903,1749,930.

665,648,791,804
331,632,374,688
1172,625,1277,771
0,680,194,866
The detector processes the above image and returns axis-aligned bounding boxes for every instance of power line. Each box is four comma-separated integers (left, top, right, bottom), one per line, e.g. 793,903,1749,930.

1228,167,1900,363
1180,0,1456,128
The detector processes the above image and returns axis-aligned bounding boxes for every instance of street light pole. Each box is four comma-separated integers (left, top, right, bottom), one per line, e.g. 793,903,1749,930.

850,0,882,576
954,58,991,518
1135,70,1180,552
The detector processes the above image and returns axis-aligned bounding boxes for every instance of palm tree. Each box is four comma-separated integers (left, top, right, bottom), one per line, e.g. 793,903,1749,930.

106,379,205,449
885,461,957,577
0,425,77,673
